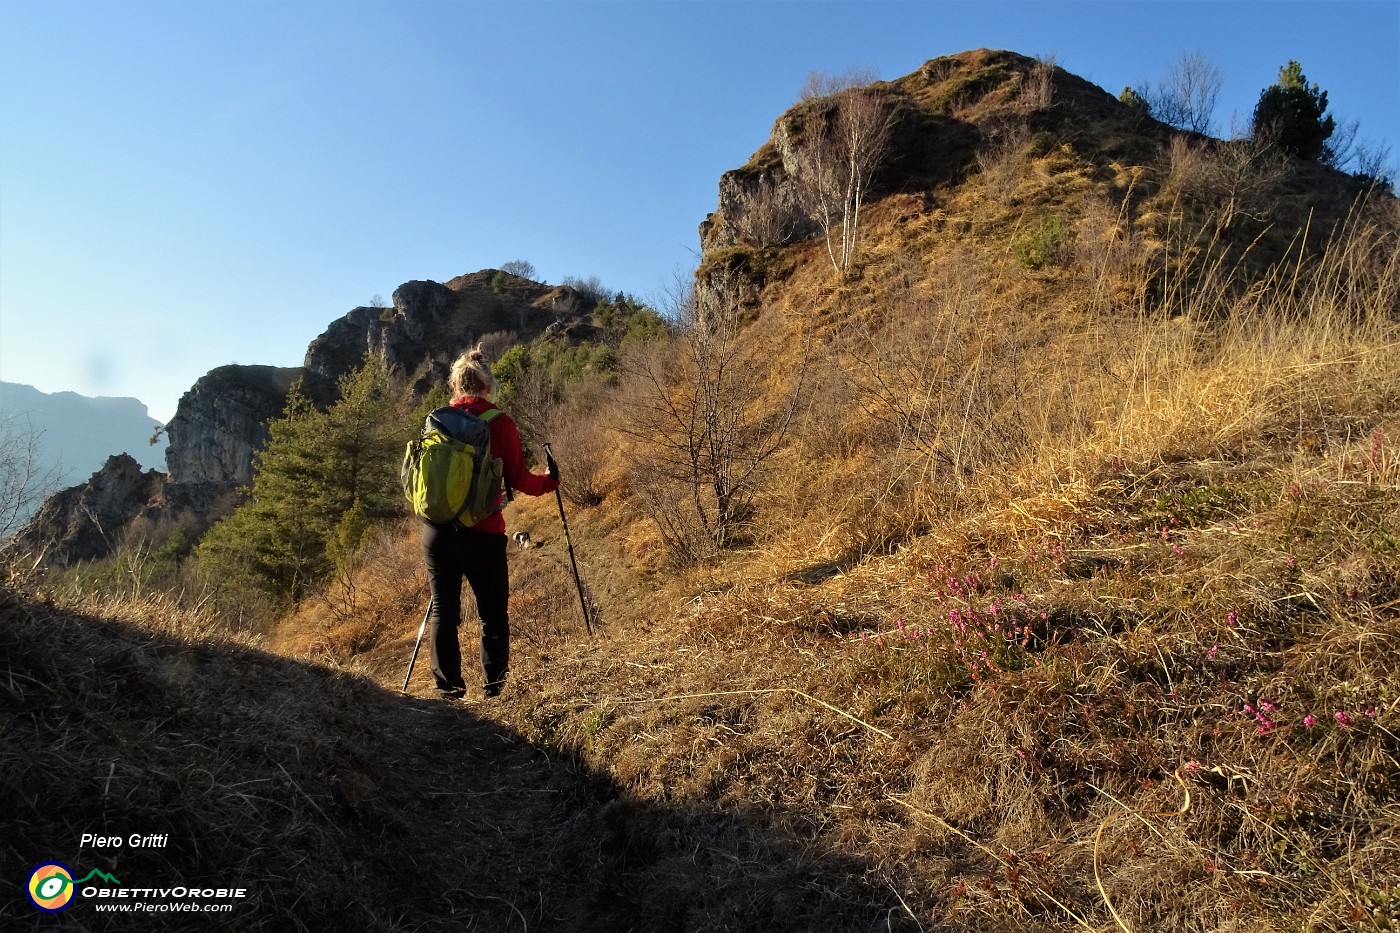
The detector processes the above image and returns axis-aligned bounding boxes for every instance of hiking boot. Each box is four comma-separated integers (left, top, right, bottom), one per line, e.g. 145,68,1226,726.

437,686,466,700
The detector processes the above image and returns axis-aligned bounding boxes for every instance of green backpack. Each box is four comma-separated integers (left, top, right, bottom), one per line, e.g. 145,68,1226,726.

402,406,506,527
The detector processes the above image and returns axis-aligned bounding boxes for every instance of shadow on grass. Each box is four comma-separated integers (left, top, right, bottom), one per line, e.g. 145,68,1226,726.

0,586,917,932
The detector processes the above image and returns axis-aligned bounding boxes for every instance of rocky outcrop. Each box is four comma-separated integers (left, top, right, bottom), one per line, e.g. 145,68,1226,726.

304,271,593,395
7,454,165,565
164,364,333,486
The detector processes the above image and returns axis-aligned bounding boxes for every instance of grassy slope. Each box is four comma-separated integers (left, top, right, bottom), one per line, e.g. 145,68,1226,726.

8,50,1400,932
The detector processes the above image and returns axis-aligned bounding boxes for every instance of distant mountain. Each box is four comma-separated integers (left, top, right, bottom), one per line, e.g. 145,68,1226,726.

0,381,167,530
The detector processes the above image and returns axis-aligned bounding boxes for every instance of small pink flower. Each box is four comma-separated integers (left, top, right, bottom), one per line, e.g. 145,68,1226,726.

1366,706,1378,719
1335,711,1352,726
1184,760,1201,772
1014,748,1026,760
1303,715,1318,728
1260,700,1277,713
1207,645,1219,660
1227,610,1237,627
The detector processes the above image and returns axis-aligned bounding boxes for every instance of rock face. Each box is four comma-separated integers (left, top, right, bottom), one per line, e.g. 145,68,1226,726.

304,271,592,395
164,364,333,486
8,454,166,566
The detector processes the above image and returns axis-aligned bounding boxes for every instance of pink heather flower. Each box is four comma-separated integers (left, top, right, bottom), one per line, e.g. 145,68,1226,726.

1260,700,1278,713
1335,711,1352,726
1227,610,1238,627
1303,715,1318,728
1171,544,1185,557
1366,706,1378,719
1014,748,1026,760
897,619,905,632
1207,645,1219,660
1184,760,1201,772
1243,702,1257,716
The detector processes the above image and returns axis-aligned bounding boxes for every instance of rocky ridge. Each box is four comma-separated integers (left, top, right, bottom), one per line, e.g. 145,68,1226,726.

15,271,596,566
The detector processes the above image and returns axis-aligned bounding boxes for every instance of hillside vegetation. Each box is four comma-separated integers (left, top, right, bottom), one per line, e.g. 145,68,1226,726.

6,50,1399,931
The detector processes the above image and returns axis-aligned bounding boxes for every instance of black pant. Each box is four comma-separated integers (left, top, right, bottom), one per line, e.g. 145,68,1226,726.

421,523,510,695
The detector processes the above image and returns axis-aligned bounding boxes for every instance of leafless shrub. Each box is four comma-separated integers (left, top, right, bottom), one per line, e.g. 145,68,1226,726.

1015,54,1056,113
1163,133,1212,201
975,120,1032,202
543,389,614,508
477,330,518,363
797,66,879,102
1163,130,1288,231
733,175,802,247
562,274,609,306
1208,134,1288,228
620,270,809,561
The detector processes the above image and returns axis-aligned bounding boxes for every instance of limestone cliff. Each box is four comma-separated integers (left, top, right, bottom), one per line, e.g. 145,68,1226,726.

164,364,335,486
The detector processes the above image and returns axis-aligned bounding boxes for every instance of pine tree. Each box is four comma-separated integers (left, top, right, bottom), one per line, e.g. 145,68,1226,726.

1118,86,1150,117
1252,61,1335,161
196,357,408,602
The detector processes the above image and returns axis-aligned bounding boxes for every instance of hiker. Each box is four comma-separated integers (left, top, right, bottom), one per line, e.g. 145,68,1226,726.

422,346,558,699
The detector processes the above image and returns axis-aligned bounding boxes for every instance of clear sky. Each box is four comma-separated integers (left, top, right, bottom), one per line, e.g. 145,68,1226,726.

2,0,1396,424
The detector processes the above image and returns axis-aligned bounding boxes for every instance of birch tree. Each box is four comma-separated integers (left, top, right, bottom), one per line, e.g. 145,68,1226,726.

792,84,897,277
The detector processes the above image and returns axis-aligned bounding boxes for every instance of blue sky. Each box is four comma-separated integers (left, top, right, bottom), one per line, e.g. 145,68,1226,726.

2,0,1396,424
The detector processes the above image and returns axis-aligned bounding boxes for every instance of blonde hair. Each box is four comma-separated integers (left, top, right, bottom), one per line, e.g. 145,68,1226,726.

449,345,497,398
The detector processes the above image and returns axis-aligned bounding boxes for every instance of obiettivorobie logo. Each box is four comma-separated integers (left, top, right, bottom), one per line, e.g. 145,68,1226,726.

26,862,121,913
25,859,249,914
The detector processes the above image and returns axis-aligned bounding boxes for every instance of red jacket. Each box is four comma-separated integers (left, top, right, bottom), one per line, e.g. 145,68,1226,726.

451,395,558,534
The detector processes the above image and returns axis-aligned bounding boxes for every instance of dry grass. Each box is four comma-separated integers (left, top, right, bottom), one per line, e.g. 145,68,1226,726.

11,55,1400,930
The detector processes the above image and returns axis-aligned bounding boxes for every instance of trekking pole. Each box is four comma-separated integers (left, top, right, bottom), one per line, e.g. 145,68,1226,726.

544,443,592,636
401,598,433,693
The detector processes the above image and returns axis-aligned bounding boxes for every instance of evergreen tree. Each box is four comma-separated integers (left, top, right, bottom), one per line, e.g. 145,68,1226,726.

1118,86,1150,117
1252,61,1335,161
196,357,408,602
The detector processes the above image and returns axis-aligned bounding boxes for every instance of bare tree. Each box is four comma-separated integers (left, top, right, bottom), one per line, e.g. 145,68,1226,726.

798,66,879,102
0,412,62,540
791,85,897,277
1143,51,1222,135
562,274,609,306
500,259,537,281
620,270,808,559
